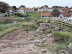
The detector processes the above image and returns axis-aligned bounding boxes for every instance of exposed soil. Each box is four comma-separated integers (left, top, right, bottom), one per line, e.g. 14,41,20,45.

0,28,57,54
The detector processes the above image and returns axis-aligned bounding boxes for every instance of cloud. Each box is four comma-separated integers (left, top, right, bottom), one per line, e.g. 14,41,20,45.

0,0,72,7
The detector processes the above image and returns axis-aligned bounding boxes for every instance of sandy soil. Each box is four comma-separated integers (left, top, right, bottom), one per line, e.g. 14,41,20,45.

0,29,56,54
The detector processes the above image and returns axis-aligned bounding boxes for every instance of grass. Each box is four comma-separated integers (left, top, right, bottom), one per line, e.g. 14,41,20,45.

53,32,72,38
0,23,21,38
0,25,9,32
42,50,47,53
0,27,20,37
67,28,72,32
56,43,68,53
53,32,72,42
35,19,44,25
37,45,47,48
27,12,41,18
22,22,38,31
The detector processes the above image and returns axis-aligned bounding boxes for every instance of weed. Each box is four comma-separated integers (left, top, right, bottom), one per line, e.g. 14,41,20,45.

42,50,47,53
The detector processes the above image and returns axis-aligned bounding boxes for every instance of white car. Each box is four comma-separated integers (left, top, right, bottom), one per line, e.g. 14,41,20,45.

67,17,72,21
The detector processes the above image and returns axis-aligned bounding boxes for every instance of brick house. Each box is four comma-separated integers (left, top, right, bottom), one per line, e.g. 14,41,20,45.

41,12,51,17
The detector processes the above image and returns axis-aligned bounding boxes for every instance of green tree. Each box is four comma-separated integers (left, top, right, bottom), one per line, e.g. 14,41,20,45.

44,5,48,7
21,5,25,8
0,1,9,13
51,9,60,17
13,6,17,12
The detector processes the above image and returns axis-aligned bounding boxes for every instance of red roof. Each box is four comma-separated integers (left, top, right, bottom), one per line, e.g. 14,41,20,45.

42,6,48,8
24,8,30,10
63,7,70,11
9,8,13,10
59,8,63,10
42,12,51,17
61,12,71,17
48,8,53,9
62,18,67,19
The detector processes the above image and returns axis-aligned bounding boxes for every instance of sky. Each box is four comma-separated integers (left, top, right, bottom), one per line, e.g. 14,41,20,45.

0,0,72,8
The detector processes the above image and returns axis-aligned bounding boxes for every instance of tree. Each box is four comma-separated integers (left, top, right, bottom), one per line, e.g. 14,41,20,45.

44,5,48,7
21,5,25,8
13,6,17,12
65,6,68,8
0,1,9,13
51,9,60,17
41,5,48,8
52,6,63,8
52,6,59,8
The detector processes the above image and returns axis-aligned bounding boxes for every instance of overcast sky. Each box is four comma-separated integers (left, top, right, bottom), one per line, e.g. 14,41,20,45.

0,0,72,8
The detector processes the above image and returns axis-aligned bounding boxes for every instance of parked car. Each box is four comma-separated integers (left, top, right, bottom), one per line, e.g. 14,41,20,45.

67,17,72,21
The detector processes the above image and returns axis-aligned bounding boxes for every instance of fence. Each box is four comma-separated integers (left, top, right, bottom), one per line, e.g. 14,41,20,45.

53,20,72,29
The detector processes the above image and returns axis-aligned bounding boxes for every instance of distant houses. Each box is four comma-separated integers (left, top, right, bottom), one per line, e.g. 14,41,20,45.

17,6,34,14
38,6,53,12
3,5,72,18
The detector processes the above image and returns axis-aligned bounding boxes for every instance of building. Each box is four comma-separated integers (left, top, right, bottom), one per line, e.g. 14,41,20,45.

58,8,63,12
18,6,34,14
17,6,25,14
41,12,51,18
59,12,71,18
33,7,38,11
38,6,48,11
48,8,53,12
24,8,34,12
63,7,70,12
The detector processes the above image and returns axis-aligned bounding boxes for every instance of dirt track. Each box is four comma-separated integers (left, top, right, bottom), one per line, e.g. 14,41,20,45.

0,29,56,54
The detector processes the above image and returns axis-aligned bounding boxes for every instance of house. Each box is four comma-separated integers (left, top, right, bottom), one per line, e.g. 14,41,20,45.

48,8,53,12
5,7,14,16
59,12,71,18
8,8,14,15
33,7,38,11
18,6,34,14
17,6,25,14
24,8,34,12
63,7,70,12
69,8,72,15
41,12,51,18
38,6,49,11
58,8,63,12
38,7,53,12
